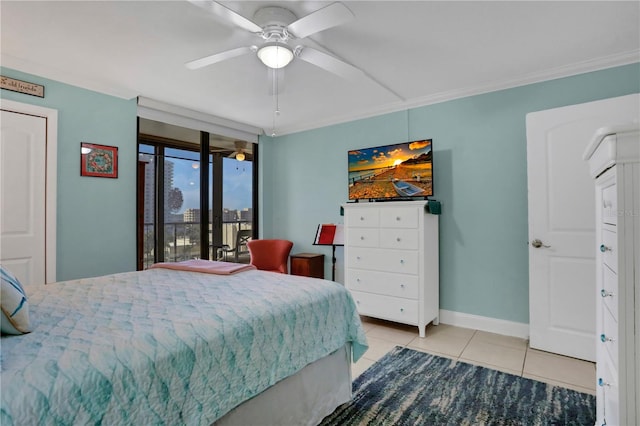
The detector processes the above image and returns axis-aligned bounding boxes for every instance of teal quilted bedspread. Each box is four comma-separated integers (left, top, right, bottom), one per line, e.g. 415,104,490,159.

1,268,368,425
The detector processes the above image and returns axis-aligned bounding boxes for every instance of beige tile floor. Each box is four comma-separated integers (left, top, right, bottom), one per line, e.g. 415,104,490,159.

353,316,596,395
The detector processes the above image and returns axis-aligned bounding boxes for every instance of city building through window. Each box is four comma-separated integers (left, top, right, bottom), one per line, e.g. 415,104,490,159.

137,118,257,269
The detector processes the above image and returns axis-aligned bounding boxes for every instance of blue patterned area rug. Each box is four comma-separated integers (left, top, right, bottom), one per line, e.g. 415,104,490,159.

320,346,595,426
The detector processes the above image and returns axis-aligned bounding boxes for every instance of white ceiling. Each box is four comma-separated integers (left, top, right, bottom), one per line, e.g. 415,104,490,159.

2,1,639,137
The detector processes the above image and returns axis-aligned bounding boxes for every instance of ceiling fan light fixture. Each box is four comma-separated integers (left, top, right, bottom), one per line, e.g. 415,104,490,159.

257,42,294,69
235,152,246,161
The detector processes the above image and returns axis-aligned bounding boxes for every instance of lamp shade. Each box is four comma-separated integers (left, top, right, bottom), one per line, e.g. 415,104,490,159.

257,43,294,69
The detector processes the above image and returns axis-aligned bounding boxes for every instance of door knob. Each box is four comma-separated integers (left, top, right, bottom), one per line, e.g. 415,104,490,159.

531,239,551,248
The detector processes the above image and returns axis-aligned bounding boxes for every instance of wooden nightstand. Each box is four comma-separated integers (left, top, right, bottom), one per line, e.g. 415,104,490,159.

290,253,325,279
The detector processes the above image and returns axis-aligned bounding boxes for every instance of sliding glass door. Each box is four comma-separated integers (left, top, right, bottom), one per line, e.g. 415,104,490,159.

137,119,256,269
220,156,253,263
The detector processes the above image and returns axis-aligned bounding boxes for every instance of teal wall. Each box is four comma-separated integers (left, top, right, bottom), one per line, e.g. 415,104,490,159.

2,63,637,320
260,63,640,324
1,68,137,281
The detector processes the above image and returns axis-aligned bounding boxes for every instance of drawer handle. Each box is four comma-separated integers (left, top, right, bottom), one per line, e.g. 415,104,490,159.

360,236,365,240
598,378,610,387
600,289,613,298
356,256,361,260
400,308,404,312
356,278,361,282
400,284,405,288
360,216,364,221
600,334,613,343
400,259,405,264
396,216,401,221
600,244,611,253
396,237,401,242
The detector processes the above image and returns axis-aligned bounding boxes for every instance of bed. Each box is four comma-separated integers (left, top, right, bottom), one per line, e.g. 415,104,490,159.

0,265,368,425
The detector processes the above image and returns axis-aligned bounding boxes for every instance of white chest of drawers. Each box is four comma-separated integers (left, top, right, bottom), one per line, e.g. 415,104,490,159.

583,124,639,426
343,201,439,337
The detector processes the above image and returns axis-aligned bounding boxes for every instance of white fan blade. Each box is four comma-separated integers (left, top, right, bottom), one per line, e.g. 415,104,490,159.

187,1,262,34
287,2,354,39
297,47,364,80
185,46,254,70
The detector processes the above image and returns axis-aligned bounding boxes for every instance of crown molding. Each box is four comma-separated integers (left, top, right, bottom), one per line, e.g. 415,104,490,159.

1,54,140,100
3,50,638,138
275,50,640,136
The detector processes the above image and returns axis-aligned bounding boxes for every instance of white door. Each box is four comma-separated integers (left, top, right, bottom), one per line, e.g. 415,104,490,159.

526,94,639,361
0,101,58,288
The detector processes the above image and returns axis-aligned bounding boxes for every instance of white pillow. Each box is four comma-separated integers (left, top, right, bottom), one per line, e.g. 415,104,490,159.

1,266,31,335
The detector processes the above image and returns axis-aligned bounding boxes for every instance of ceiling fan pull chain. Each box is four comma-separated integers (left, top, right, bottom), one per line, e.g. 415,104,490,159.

272,67,279,137
274,68,280,115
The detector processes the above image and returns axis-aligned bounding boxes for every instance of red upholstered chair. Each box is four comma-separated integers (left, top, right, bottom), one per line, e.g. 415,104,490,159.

247,239,294,274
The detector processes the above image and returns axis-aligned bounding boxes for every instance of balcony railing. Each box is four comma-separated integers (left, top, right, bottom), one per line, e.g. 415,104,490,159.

142,220,252,269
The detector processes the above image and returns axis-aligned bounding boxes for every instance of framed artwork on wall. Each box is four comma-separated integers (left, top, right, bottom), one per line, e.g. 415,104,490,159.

80,142,118,178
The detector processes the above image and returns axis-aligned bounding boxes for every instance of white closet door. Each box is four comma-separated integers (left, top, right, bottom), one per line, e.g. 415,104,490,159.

1,100,57,288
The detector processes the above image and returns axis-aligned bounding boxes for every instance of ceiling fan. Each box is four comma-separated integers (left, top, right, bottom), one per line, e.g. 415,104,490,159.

228,140,248,161
185,1,365,80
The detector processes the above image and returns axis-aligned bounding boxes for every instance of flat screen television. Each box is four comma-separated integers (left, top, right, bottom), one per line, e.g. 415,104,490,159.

348,139,433,201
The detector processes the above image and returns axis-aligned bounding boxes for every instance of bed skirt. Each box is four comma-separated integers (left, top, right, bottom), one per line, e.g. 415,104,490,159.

215,344,353,426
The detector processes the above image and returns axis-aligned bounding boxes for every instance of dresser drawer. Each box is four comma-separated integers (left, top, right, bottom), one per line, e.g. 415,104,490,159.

346,269,419,299
347,228,379,247
347,247,419,275
601,306,618,367
600,229,618,273
350,290,419,324
601,183,617,226
347,247,380,270
383,250,419,274
379,228,419,250
346,208,380,228
601,264,618,321
380,206,419,228
598,356,619,426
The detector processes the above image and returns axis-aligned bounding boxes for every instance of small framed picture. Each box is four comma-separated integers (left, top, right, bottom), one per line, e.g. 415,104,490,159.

80,143,118,178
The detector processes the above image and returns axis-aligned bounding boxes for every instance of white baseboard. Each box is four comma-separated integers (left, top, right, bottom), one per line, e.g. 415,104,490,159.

439,309,530,340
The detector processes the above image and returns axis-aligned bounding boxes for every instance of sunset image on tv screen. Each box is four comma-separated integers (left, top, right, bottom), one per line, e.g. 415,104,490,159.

348,139,433,200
